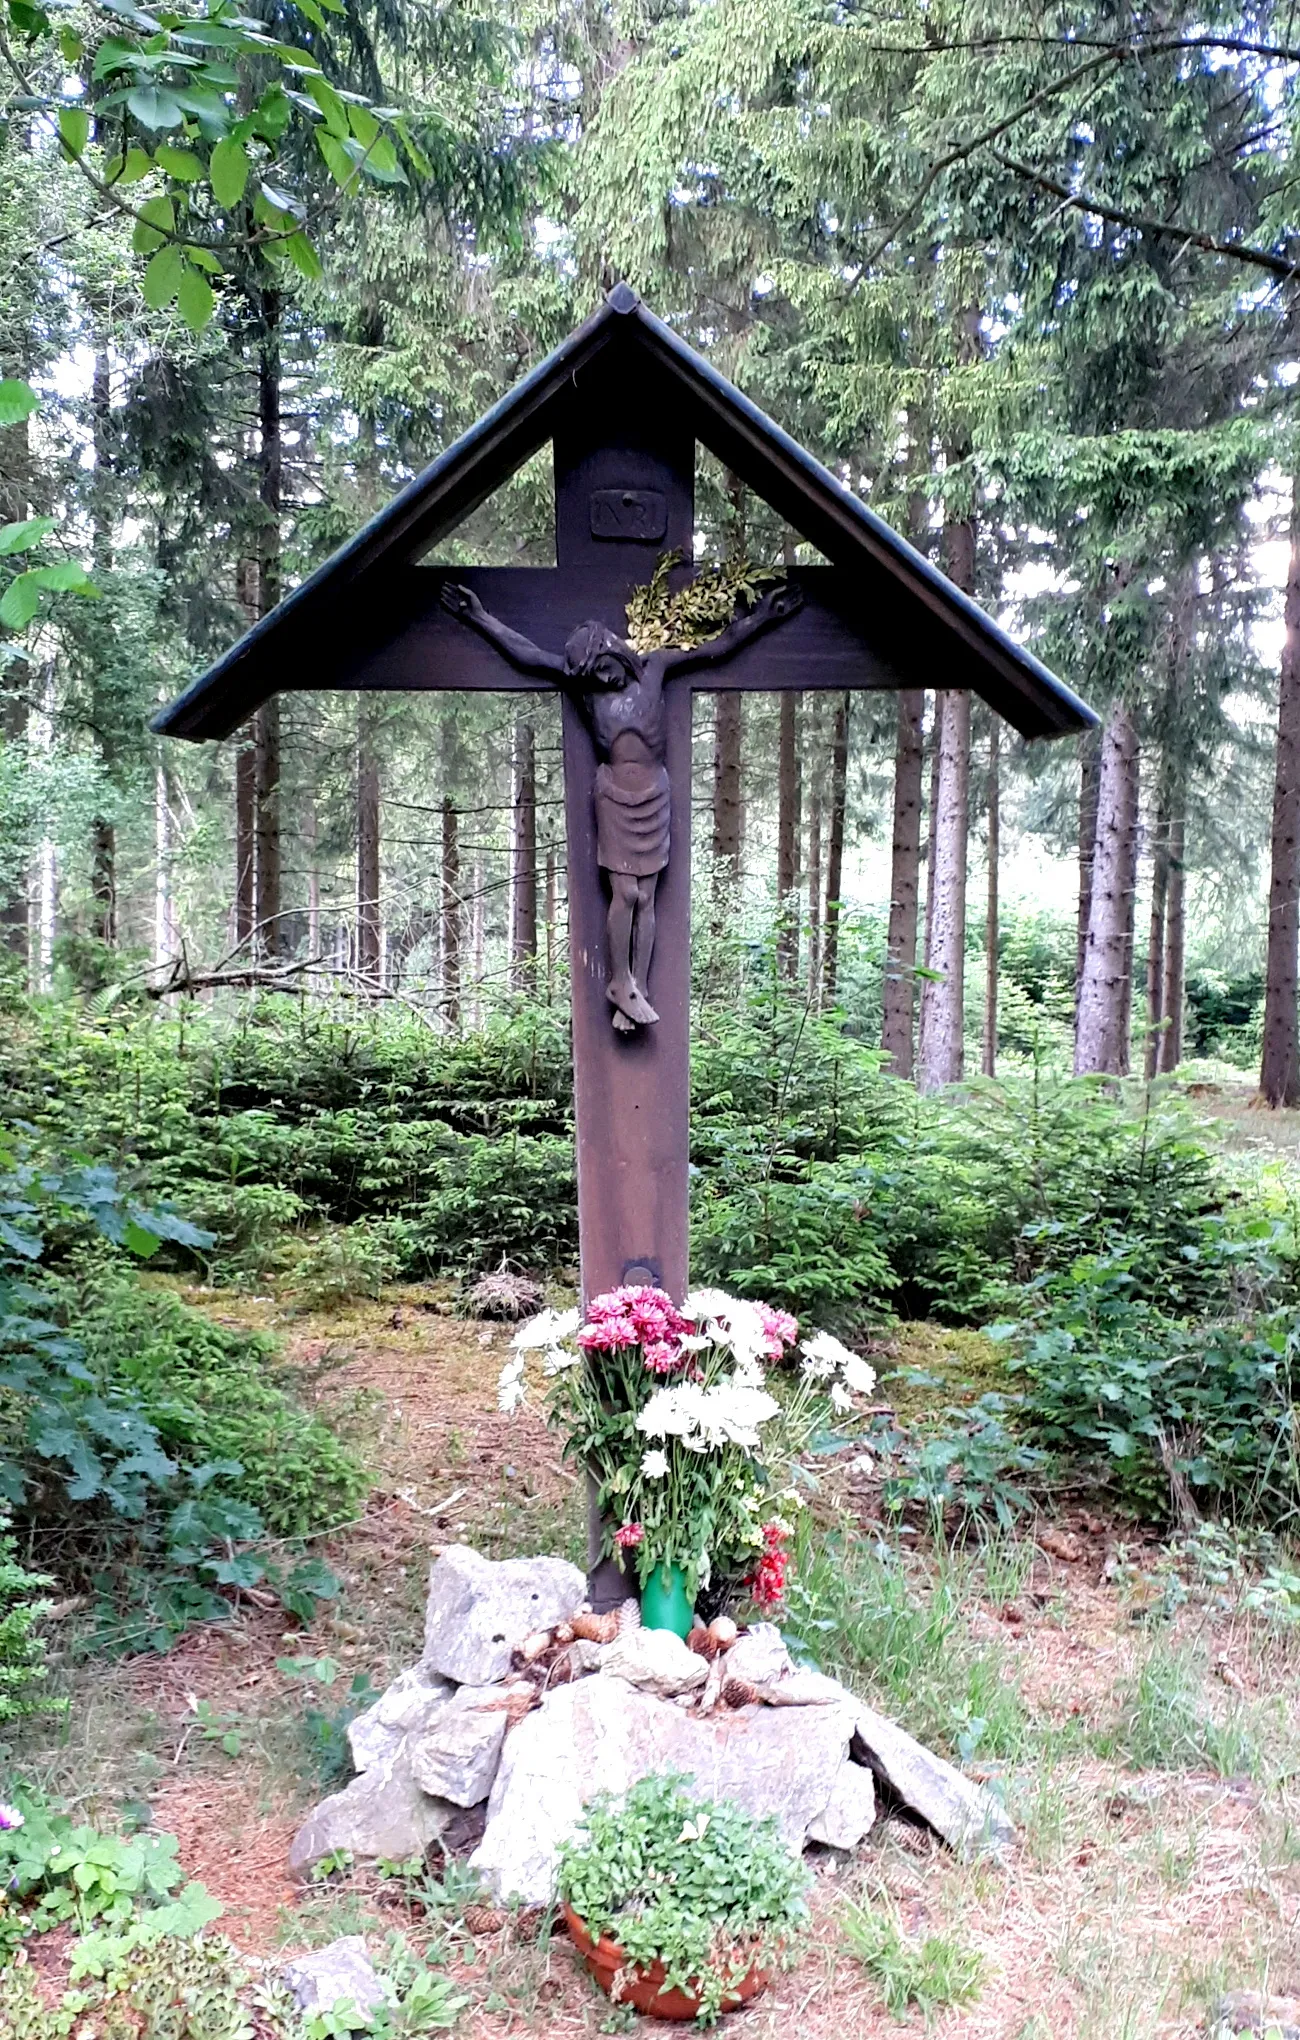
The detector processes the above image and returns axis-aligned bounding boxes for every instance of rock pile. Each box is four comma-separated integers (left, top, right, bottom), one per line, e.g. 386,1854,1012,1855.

289,1544,1014,1903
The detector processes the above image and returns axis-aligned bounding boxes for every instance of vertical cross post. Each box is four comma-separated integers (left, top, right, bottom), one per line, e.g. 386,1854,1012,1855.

554,370,695,1605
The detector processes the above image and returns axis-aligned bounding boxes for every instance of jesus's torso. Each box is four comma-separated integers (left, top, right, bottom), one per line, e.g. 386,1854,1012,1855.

583,654,669,766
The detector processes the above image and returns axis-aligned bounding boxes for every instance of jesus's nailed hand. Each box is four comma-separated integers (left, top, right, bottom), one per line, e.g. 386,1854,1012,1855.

761,582,803,620
440,581,483,619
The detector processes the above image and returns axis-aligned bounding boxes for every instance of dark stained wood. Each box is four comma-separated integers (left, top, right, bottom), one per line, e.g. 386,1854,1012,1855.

153,288,1094,747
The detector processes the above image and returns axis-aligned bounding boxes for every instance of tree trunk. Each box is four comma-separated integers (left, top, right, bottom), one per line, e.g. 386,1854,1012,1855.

511,716,538,991
711,692,743,885
822,693,850,1002
90,345,116,944
917,689,971,1091
922,689,945,972
356,705,381,985
441,721,460,1026
1159,806,1186,1073
254,697,281,956
882,688,925,1077
776,691,801,980
983,716,999,1079
544,841,557,1001
254,289,283,956
305,798,321,963
0,691,28,958
1075,698,1140,1075
233,557,257,947
153,756,174,966
1144,789,1170,1080
806,698,823,1003
1261,474,1300,1106
1076,734,1101,1018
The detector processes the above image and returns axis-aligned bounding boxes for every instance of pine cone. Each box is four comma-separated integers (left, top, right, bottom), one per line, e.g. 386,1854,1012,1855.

617,1598,641,1634
511,1908,546,1945
514,1629,553,1666
571,1609,620,1643
553,1620,575,1645
707,1616,738,1648
721,1676,761,1710
461,1905,508,1937
687,1629,722,1660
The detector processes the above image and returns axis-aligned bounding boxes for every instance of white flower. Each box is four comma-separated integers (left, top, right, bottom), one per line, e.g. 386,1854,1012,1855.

637,1382,708,1440
829,1382,852,1414
682,1287,736,1322
512,1306,580,1351
640,1449,669,1479
497,1352,526,1413
800,1329,858,1380
842,1353,877,1396
543,1346,580,1375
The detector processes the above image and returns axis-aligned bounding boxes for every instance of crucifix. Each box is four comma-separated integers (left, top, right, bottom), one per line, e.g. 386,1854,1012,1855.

155,285,1095,1601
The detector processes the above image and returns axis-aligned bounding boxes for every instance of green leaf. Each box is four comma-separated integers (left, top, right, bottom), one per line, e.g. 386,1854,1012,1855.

209,134,248,206
132,194,174,254
58,107,90,158
176,265,215,332
362,133,405,184
0,378,39,427
94,35,144,80
57,25,82,60
281,231,322,279
106,145,154,184
155,143,201,180
306,72,349,139
0,572,45,630
347,102,378,148
316,130,356,189
294,0,325,26
0,516,54,556
30,561,98,595
128,84,184,129
8,0,51,35
142,243,185,308
186,245,222,272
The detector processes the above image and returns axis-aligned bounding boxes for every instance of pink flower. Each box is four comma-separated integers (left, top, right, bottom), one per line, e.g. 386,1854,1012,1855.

578,1286,693,1374
0,1803,23,1832
755,1304,799,1361
614,1522,646,1549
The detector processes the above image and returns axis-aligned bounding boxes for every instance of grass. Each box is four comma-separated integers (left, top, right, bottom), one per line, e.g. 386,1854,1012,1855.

1109,1643,1264,1777
842,1895,986,2017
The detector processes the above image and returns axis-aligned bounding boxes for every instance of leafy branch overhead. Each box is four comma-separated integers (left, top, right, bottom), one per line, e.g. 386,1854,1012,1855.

0,0,438,329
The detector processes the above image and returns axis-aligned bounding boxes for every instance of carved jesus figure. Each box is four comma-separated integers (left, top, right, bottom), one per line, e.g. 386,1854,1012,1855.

441,580,803,1031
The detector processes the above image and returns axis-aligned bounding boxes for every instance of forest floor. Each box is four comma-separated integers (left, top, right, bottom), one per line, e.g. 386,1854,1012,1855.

21,1284,1300,2040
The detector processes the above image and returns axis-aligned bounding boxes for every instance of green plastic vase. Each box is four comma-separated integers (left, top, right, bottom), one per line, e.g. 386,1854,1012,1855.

639,1562,694,1638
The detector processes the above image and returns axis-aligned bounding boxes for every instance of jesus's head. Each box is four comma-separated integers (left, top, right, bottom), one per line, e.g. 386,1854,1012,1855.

563,621,638,690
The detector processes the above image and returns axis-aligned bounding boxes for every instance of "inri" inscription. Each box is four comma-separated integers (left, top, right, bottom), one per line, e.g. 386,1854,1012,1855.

589,488,668,543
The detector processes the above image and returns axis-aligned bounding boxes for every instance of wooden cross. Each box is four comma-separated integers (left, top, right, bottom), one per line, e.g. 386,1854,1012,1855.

156,288,1095,1586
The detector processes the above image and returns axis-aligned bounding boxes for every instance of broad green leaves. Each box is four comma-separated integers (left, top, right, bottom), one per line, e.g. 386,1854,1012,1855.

6,0,424,330
0,563,98,630
0,379,38,427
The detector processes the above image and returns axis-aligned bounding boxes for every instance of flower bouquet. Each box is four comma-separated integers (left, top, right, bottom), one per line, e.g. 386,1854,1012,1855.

498,1285,875,1614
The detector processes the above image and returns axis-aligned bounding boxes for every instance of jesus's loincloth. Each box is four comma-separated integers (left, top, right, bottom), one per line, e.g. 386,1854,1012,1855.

594,761,671,877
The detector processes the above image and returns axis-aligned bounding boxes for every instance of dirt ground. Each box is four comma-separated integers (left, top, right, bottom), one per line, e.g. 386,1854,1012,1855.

20,1288,1300,2040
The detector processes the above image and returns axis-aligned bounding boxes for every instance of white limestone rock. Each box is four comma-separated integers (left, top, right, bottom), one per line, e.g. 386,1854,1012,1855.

347,1663,454,1775
289,1748,456,1880
724,1623,794,1687
851,1702,1015,1856
601,1625,708,1698
282,1938,387,2018
470,1671,860,1905
408,1686,508,1807
806,1757,876,1850
421,1545,585,1686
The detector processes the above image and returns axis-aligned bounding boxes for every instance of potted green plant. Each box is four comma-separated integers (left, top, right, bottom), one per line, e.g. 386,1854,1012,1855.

557,1773,812,2024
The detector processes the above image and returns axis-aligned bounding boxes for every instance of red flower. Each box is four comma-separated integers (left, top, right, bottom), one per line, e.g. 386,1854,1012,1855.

749,1521,792,1609
614,1522,646,1549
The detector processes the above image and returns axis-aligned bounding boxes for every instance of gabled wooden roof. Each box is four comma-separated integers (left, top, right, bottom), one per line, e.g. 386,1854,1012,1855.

154,284,1095,741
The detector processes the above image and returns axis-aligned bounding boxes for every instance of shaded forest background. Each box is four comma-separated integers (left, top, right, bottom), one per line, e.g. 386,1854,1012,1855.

3,0,1300,1092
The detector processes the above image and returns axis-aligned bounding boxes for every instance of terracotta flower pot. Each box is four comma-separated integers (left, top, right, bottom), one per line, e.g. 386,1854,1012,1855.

563,1903,770,2021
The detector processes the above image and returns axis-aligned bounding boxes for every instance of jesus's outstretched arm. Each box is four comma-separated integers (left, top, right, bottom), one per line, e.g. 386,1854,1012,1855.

440,583,565,679
659,581,803,678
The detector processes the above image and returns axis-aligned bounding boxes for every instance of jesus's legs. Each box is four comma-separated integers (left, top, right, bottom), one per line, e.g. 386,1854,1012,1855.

605,872,659,1030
